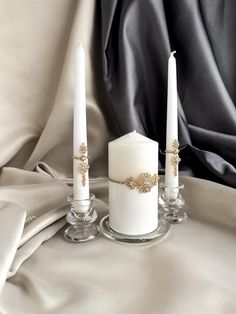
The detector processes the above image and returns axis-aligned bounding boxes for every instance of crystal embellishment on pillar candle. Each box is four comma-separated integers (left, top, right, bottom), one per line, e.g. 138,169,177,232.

109,173,159,193
136,173,158,193
126,177,136,189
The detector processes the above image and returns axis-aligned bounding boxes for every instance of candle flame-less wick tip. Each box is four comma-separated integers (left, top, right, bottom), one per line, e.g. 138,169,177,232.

171,51,176,57
128,130,136,137
78,41,83,47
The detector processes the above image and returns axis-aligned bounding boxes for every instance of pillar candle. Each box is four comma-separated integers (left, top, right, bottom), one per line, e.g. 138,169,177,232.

109,131,159,235
165,51,180,199
73,43,90,206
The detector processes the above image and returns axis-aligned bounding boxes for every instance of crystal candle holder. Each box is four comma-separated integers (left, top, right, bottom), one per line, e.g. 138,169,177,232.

159,182,187,224
99,212,169,244
64,193,98,242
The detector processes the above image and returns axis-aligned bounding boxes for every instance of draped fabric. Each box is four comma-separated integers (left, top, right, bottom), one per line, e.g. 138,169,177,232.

100,0,236,188
0,0,110,180
1,176,236,314
0,0,110,303
0,1,236,313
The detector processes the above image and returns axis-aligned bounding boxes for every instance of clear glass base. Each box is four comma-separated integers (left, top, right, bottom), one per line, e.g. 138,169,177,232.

162,209,187,223
99,214,169,244
159,182,188,224
64,193,98,243
64,224,98,242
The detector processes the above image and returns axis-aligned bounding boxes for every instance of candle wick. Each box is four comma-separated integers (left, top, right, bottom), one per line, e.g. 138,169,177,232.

171,51,176,57
128,130,137,137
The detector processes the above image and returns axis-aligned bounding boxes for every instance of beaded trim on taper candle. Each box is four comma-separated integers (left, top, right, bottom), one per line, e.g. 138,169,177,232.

73,143,89,186
109,173,159,193
165,139,181,176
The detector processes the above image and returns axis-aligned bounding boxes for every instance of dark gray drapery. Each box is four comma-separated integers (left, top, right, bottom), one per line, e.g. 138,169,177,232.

100,0,236,188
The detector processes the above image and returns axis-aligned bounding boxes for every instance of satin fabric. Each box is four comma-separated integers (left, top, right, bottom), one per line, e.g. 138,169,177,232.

100,0,236,187
0,1,236,313
0,0,110,179
1,177,236,314
0,0,109,304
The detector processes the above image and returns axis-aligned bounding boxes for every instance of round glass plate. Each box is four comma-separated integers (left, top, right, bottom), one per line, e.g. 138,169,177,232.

99,214,170,244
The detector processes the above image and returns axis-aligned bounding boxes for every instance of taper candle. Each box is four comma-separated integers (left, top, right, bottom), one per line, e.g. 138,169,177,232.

164,51,180,199
73,43,90,205
109,131,159,235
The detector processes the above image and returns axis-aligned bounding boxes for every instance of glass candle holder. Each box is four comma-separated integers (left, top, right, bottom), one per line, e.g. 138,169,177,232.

99,212,169,244
64,193,98,242
159,182,187,224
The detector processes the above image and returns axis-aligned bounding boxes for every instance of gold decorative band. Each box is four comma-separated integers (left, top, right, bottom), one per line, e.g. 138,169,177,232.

165,149,176,154
165,139,181,176
72,143,89,186
109,172,159,193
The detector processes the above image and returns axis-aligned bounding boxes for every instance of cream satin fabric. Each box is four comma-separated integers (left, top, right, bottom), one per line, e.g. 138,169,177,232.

0,1,236,313
0,0,109,301
1,177,236,314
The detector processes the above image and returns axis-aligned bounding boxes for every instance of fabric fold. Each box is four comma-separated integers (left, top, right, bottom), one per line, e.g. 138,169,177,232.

101,0,236,187
0,178,71,294
0,202,26,294
19,205,68,248
7,218,67,280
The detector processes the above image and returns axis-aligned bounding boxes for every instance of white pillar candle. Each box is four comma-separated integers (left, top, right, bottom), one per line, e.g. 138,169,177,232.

165,51,180,199
108,131,159,235
73,43,90,205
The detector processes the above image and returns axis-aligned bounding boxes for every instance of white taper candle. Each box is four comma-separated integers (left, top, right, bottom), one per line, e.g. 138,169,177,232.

73,43,90,204
165,51,179,199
